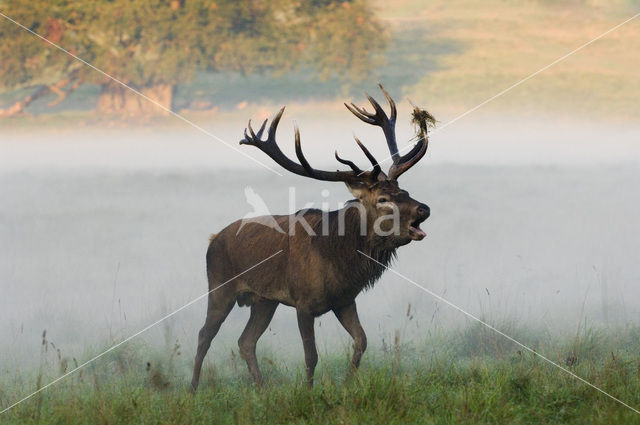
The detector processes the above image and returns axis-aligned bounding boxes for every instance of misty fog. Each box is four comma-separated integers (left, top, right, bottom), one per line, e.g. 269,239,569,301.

2,115,640,373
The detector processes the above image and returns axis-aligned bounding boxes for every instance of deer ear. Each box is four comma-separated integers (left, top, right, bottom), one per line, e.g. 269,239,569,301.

345,181,369,199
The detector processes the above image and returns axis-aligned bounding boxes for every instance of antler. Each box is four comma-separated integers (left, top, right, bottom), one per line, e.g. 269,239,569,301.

387,125,428,180
345,84,398,160
240,86,430,184
240,107,383,184
345,84,429,181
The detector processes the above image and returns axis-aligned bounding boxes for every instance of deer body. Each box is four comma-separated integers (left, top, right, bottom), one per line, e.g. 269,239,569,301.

210,207,393,314
191,86,432,390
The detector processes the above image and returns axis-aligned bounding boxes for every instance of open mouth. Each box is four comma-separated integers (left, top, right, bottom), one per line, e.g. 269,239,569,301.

408,218,427,240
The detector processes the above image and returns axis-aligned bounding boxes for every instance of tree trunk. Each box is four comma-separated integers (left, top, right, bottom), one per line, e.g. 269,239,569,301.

0,74,78,117
0,86,50,117
96,82,174,116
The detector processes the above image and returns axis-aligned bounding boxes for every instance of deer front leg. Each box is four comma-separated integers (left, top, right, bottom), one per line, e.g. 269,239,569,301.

334,302,367,372
296,309,317,387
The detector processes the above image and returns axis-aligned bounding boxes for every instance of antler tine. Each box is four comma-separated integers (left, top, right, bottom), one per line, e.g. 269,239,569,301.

378,84,397,122
335,151,361,173
354,136,383,181
294,124,314,176
388,139,427,180
268,106,286,140
396,138,424,164
255,118,268,139
247,119,258,140
241,121,258,146
239,107,311,177
344,102,376,124
365,93,386,119
387,102,432,180
345,86,399,162
241,108,282,146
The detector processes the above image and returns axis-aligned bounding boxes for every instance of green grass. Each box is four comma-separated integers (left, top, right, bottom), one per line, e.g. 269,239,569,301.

2,325,640,424
380,0,640,121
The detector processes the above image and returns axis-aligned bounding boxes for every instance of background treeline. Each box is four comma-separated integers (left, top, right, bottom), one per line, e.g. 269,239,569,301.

1,0,639,120
0,0,387,116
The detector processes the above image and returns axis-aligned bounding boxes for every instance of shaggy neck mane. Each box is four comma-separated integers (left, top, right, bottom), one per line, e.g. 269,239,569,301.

310,202,397,291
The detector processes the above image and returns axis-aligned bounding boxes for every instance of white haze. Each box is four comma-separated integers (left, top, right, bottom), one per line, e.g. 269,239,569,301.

1,115,640,371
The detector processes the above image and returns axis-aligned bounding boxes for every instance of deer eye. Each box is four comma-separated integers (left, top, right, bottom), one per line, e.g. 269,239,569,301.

377,197,389,204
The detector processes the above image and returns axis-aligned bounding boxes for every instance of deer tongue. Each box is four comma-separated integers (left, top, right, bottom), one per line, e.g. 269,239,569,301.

409,226,426,240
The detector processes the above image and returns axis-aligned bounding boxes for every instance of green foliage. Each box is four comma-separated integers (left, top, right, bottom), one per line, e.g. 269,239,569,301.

0,0,387,91
0,1,90,88
3,325,640,424
300,1,387,82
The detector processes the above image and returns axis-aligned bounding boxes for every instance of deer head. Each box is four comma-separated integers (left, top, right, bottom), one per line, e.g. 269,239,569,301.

240,85,431,247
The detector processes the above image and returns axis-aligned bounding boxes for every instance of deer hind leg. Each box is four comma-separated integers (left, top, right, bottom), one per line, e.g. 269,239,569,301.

296,309,318,387
190,288,235,392
334,302,367,373
238,298,278,387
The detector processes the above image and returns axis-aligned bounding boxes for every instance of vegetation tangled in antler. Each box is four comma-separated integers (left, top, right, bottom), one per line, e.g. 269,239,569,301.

411,105,437,141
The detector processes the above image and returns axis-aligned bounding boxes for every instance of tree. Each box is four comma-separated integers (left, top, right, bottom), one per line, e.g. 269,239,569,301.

0,0,388,116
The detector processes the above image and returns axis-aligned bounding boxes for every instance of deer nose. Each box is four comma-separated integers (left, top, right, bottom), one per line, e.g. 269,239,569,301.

417,203,430,219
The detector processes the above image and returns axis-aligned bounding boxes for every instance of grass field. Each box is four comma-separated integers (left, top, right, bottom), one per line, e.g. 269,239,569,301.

374,0,640,120
2,163,640,423
2,325,640,424
2,2,640,423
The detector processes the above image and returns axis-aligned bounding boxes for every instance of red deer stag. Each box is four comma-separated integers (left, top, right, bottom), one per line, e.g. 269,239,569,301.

191,85,431,390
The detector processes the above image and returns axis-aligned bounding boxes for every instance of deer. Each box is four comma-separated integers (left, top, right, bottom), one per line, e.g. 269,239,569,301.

191,85,432,391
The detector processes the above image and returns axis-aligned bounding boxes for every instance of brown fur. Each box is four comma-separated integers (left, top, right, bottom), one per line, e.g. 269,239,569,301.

190,181,429,390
